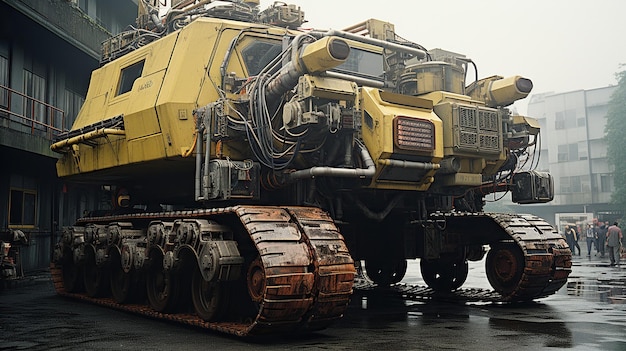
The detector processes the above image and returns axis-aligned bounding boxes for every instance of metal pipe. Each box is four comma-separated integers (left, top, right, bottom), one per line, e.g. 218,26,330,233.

343,136,353,166
287,142,375,181
438,157,460,174
194,109,205,201
50,128,125,152
203,111,212,200
322,29,427,60
377,159,440,170
342,21,368,33
263,34,305,101
320,71,385,88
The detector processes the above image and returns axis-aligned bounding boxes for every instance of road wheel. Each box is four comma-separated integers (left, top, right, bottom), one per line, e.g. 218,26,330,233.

420,258,468,292
109,250,143,303
146,253,180,313
365,259,408,286
83,249,108,297
191,267,227,321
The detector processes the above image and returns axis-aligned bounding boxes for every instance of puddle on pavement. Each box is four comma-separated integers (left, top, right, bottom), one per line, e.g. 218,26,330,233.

566,272,626,304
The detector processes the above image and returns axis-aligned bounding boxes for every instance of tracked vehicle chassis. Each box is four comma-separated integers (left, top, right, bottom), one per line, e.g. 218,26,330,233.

52,206,355,337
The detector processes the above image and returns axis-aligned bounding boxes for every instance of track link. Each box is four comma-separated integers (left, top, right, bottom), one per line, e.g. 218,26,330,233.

489,213,572,301
354,212,571,304
51,205,355,337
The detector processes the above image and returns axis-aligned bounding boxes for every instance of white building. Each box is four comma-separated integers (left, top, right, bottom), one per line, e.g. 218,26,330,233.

511,86,622,224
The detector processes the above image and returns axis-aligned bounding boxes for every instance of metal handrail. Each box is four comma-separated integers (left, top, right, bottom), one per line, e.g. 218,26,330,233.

0,84,65,140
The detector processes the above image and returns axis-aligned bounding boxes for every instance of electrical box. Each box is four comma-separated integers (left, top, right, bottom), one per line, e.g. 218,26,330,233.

208,160,260,200
511,170,554,204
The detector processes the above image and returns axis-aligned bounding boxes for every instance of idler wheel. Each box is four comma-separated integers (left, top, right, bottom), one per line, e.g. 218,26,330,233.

192,267,227,321
485,244,524,296
420,258,468,292
365,259,408,286
246,257,265,303
146,253,180,313
83,249,108,297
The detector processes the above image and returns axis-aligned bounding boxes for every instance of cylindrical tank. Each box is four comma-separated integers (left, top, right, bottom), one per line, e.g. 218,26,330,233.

399,61,465,96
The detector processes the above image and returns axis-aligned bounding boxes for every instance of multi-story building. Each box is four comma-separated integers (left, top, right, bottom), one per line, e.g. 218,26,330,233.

0,0,136,273
507,86,622,225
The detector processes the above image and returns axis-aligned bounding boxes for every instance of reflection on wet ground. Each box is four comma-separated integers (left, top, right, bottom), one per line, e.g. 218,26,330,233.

346,251,626,350
488,317,573,348
566,258,626,306
2,249,625,350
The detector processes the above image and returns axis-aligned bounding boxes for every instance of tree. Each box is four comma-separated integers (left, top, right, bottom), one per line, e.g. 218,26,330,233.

605,68,626,218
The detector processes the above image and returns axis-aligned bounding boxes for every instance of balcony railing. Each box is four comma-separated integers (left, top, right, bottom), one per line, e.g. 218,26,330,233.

0,85,65,140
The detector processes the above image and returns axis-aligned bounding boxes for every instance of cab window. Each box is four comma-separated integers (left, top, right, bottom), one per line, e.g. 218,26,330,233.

240,40,282,76
333,48,384,80
117,60,145,95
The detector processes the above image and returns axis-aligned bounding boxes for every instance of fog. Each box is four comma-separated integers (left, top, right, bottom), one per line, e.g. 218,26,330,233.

259,0,626,115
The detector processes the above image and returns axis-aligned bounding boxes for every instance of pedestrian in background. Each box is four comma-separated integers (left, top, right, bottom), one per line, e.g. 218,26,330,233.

585,224,596,257
572,225,581,256
596,222,607,257
565,225,573,254
565,225,580,256
606,222,623,266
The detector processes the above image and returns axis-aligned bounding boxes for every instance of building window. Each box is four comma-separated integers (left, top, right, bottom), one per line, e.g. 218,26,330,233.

570,176,582,193
560,176,571,193
600,174,613,192
569,143,578,161
0,55,8,108
9,188,37,227
581,175,591,193
116,60,144,96
555,110,580,129
555,112,565,130
564,109,577,129
578,141,588,160
558,143,585,162
557,144,568,162
78,0,89,14
23,69,47,126
64,88,85,130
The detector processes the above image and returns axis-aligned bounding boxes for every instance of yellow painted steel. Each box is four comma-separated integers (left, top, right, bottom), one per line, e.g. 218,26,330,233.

360,87,443,190
54,15,513,193
50,129,126,152
416,91,508,186
300,37,349,73
56,18,294,178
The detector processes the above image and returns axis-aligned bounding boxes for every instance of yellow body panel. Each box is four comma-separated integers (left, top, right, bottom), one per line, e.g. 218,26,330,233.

57,18,293,178
360,88,443,190
417,91,507,185
128,134,167,163
125,71,166,140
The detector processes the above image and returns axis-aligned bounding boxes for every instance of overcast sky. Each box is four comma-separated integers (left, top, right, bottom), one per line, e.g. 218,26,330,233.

259,0,626,114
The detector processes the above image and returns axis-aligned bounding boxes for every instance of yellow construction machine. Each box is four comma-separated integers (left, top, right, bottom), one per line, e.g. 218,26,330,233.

50,0,571,336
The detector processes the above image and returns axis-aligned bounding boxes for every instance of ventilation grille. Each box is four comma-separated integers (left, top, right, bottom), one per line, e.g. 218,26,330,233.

455,105,501,153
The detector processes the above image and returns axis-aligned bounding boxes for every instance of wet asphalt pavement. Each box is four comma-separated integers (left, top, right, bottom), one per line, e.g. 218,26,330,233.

1,242,625,351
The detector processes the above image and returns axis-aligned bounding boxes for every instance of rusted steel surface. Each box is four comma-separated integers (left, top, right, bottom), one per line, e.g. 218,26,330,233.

51,205,355,337
491,213,572,300
354,212,572,303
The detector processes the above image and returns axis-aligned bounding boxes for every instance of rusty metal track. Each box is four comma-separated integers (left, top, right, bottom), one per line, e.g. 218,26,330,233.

51,205,355,337
52,209,569,333
489,213,572,301
354,212,572,304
